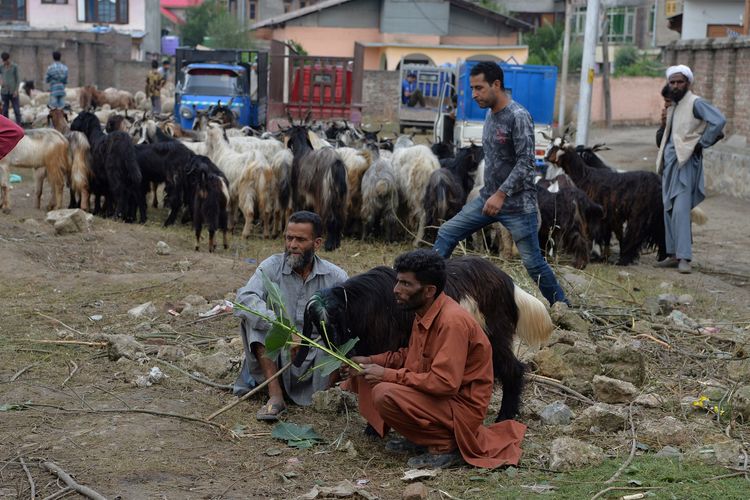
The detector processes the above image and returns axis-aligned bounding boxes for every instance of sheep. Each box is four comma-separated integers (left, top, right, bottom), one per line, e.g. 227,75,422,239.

80,86,135,110
360,152,400,242
390,144,440,246
546,138,667,265
302,257,554,422
0,128,69,211
285,122,348,251
189,155,230,252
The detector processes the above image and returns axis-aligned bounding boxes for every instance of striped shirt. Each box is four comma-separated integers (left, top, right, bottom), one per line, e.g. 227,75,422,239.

45,62,68,97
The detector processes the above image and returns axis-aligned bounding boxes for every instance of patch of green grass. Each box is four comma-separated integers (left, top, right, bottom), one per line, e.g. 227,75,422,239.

429,456,749,499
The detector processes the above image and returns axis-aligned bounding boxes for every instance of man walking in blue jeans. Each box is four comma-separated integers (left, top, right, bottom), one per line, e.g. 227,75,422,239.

433,62,568,306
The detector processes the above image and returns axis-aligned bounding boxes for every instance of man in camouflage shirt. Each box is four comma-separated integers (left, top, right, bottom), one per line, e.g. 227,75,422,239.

433,62,568,306
146,59,165,114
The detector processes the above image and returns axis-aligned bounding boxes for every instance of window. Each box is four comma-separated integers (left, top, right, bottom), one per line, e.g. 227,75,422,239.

574,6,636,44
0,0,26,20
249,0,256,20
85,0,128,24
42,0,67,4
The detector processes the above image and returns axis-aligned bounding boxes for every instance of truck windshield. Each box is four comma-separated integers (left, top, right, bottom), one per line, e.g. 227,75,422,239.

182,68,241,96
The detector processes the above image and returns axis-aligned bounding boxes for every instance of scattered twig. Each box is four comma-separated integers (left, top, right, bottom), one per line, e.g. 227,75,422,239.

152,358,233,391
207,360,293,421
438,490,464,500
97,274,184,297
591,486,662,500
177,312,232,328
61,361,79,388
35,312,86,337
24,403,231,434
41,486,74,500
634,333,671,349
41,461,107,500
9,363,36,382
92,385,132,409
527,373,595,405
604,403,636,485
20,456,35,500
20,340,106,347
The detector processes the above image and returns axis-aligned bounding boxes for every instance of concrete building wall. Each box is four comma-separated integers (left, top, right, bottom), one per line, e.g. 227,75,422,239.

682,0,743,39
362,69,400,122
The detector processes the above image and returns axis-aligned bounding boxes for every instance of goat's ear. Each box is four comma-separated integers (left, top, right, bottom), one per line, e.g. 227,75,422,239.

540,131,553,141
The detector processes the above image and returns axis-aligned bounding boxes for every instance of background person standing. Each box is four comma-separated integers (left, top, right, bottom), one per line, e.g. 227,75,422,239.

45,51,68,109
0,53,21,125
146,60,165,114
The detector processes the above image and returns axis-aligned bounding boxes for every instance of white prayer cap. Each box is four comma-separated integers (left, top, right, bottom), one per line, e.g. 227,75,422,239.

666,64,693,83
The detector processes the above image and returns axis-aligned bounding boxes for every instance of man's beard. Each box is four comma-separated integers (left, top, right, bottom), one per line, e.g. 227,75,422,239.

670,87,687,102
397,289,427,312
286,248,315,271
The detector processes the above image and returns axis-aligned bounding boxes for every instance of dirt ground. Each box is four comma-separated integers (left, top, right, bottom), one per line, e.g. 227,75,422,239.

0,125,749,499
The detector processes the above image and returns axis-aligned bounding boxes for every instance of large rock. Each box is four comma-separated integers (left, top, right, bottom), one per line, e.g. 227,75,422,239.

539,401,575,426
598,343,645,387
107,334,147,361
311,386,358,413
157,345,186,362
402,482,429,500
156,241,171,255
639,416,692,447
550,302,590,333
726,359,750,384
593,375,638,403
46,208,93,235
549,437,604,471
532,341,601,396
182,294,208,306
687,441,742,467
730,385,750,420
532,345,573,380
187,351,233,380
573,403,628,432
128,301,157,319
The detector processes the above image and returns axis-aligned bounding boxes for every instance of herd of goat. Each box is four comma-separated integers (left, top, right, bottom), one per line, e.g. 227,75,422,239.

0,97,694,267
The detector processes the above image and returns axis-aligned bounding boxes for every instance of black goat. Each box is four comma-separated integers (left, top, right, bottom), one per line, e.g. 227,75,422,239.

302,257,554,422
431,141,454,160
70,112,145,223
547,139,666,265
285,119,348,251
189,155,229,252
536,182,604,269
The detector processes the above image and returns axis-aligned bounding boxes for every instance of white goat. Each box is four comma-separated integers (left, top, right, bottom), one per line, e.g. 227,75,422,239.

390,144,440,246
336,147,370,230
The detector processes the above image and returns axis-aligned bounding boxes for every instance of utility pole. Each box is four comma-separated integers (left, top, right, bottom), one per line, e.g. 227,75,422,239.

576,0,600,145
601,16,611,128
557,0,573,129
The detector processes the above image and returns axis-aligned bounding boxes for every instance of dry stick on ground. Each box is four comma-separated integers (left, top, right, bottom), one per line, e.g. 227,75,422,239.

527,373,596,405
41,461,107,500
61,361,78,388
35,312,86,337
207,361,293,421
590,486,663,500
601,403,637,487
21,340,107,347
152,358,233,391
25,403,231,435
9,363,36,382
41,486,73,500
19,457,35,500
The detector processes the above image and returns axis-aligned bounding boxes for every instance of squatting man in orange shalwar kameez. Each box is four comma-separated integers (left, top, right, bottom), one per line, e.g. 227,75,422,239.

340,249,526,469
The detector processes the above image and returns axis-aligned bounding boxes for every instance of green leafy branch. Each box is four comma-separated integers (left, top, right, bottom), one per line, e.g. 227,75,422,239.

231,271,363,378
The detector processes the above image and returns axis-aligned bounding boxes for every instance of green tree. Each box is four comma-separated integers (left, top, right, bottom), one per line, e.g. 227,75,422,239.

614,45,663,77
180,0,221,47
205,9,254,49
524,22,583,71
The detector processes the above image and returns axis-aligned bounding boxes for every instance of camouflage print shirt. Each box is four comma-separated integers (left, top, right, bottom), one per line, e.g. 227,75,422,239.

479,100,538,214
146,70,164,98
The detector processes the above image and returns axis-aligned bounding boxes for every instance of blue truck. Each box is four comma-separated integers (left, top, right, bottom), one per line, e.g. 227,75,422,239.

433,61,558,166
174,48,268,130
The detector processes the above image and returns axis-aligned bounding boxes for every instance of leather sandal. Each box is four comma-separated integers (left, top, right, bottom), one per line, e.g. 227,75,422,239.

406,451,464,469
256,401,287,421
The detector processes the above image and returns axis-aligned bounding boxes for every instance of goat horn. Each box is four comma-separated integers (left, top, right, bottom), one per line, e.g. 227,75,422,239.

303,110,313,125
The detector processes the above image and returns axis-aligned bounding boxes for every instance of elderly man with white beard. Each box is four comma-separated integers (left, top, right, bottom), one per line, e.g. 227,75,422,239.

233,211,348,420
654,64,726,274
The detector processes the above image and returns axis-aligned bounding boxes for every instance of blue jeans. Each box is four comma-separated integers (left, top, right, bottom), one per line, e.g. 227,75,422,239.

49,94,65,109
1,94,21,124
433,197,568,305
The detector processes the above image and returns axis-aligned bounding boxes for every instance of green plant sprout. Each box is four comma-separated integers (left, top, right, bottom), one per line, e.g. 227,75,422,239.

231,271,363,379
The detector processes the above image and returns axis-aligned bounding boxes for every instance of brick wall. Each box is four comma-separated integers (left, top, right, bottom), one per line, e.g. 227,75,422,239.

0,29,149,94
362,70,400,124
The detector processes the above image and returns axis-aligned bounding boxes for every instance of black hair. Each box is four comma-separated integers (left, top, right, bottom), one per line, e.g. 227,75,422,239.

151,59,159,69
470,61,504,89
52,51,61,61
661,84,671,99
162,59,170,66
393,249,446,295
1,53,8,61
288,210,323,238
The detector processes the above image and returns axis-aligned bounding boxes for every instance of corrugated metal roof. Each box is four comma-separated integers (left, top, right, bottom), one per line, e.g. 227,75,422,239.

250,0,533,31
